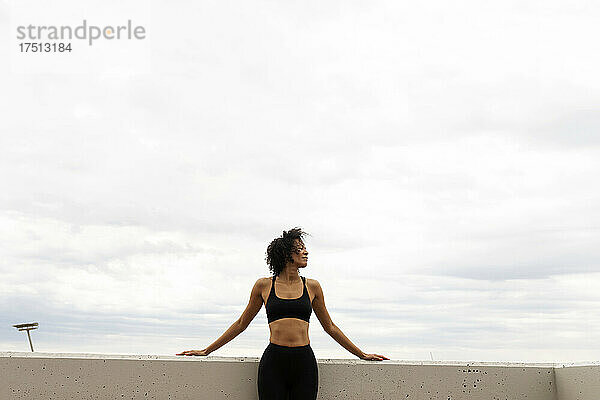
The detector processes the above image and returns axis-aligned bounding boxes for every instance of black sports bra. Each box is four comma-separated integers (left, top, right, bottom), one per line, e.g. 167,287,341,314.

265,276,312,324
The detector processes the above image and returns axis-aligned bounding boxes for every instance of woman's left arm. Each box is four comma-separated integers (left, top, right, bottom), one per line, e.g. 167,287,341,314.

310,279,389,361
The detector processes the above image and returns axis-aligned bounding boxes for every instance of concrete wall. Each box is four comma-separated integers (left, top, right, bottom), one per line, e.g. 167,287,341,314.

0,352,570,400
554,363,600,400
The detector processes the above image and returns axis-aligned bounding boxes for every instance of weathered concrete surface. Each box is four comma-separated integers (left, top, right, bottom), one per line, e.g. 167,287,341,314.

1,352,560,399
555,363,600,400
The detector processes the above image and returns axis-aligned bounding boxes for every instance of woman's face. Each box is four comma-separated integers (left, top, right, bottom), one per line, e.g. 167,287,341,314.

291,239,309,268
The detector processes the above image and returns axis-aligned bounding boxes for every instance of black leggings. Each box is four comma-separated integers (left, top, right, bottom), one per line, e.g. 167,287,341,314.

257,342,318,400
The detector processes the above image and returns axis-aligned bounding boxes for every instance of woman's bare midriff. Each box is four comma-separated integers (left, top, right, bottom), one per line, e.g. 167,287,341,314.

262,277,314,347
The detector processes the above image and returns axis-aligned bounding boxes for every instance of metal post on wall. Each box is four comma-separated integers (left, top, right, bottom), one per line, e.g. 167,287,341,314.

13,322,38,352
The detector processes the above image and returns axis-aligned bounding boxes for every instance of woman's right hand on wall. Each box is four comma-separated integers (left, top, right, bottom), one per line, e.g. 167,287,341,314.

176,349,210,356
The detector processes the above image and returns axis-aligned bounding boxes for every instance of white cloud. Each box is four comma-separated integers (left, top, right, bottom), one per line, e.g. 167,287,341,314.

2,0,600,362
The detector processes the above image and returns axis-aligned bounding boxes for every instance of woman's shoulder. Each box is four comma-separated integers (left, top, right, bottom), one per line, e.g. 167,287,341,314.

251,277,272,290
305,277,321,289
259,276,274,286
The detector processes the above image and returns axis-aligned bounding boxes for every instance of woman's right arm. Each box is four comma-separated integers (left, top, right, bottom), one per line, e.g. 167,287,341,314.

177,278,265,356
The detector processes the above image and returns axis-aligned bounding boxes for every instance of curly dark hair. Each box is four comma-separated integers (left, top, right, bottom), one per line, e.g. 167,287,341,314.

265,227,310,276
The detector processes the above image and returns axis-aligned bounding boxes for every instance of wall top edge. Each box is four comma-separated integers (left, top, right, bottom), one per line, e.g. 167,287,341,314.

0,352,563,367
556,361,600,367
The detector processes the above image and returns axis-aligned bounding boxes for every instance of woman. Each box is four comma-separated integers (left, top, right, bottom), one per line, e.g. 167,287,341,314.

177,227,389,399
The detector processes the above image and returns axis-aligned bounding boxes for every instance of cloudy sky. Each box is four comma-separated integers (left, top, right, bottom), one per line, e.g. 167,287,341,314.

1,0,599,363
